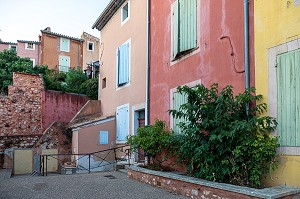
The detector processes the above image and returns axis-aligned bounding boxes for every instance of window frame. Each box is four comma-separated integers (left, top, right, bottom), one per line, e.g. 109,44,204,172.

30,58,36,67
116,39,131,89
25,43,35,50
60,37,70,52
59,55,70,72
99,131,109,145
87,41,94,52
121,1,130,26
171,0,199,61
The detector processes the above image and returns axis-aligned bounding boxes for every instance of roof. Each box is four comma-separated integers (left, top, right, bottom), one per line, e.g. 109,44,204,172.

41,30,84,42
17,40,41,44
0,41,17,45
69,114,115,129
81,32,100,41
92,0,126,31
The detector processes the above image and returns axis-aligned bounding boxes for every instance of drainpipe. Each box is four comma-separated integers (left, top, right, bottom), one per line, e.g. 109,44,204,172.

78,43,80,67
145,0,151,126
244,0,250,90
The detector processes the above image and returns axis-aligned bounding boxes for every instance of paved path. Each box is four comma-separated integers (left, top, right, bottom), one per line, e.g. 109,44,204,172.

0,170,187,199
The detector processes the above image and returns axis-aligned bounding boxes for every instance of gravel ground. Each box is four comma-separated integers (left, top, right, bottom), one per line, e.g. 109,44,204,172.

0,170,187,199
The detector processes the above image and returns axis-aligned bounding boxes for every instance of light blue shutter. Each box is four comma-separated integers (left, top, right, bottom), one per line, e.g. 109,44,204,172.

99,131,109,144
277,49,300,146
59,56,70,72
117,106,129,142
173,92,188,134
60,38,70,52
118,42,129,86
179,0,197,52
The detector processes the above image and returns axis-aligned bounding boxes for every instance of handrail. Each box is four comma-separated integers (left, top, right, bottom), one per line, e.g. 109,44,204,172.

40,145,132,176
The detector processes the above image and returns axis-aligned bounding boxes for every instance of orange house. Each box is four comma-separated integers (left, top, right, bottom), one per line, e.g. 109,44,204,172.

40,27,83,72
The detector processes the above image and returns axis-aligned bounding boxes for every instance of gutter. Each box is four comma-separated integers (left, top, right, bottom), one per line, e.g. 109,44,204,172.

244,0,250,90
145,0,151,126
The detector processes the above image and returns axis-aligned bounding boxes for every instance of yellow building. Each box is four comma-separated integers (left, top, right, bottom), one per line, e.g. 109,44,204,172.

255,0,300,187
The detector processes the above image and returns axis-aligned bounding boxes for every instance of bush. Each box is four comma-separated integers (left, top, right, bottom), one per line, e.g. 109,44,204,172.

127,120,172,168
79,77,98,100
169,83,279,188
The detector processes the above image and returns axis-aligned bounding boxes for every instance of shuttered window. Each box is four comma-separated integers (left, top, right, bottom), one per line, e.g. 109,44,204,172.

173,92,188,134
60,37,70,52
99,131,109,145
117,42,130,86
277,49,300,146
172,0,197,59
116,105,129,142
59,56,70,72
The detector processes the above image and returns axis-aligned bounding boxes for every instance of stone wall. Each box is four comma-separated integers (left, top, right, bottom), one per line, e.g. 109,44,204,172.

128,166,300,199
0,72,43,137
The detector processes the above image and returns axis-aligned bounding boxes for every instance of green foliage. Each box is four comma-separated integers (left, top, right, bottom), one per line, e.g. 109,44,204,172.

127,120,172,157
0,49,41,94
0,50,98,99
79,77,99,100
169,83,279,188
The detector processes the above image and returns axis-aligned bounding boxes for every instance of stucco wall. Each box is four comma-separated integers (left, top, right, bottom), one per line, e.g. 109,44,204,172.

17,42,40,65
82,32,100,70
149,0,254,126
0,43,10,52
254,0,300,187
75,118,116,154
42,90,90,130
98,0,147,135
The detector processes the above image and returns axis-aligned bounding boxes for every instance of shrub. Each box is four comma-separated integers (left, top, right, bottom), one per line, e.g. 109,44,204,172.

127,120,172,167
79,77,98,100
169,83,279,188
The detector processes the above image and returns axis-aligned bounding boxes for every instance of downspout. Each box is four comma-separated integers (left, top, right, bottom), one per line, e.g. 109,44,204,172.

37,43,40,65
78,42,80,67
145,0,151,126
244,0,250,90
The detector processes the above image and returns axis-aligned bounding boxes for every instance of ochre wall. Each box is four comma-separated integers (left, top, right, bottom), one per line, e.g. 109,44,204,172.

99,0,147,135
41,34,83,70
254,0,300,187
149,0,255,126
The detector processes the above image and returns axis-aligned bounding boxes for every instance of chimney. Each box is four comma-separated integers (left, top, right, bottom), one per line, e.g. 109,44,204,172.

38,35,41,42
44,27,51,32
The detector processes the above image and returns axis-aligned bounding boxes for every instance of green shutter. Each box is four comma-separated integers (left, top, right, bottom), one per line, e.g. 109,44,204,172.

173,92,188,134
179,0,197,52
172,1,179,59
277,49,300,146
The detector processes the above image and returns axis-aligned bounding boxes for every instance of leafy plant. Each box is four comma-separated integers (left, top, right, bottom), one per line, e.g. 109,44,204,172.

127,120,172,168
169,83,279,188
79,77,98,100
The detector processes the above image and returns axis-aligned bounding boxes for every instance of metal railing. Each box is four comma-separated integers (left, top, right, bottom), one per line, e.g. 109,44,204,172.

40,145,132,176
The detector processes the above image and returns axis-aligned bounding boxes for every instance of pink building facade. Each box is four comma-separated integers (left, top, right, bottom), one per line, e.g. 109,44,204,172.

149,0,255,131
17,40,41,66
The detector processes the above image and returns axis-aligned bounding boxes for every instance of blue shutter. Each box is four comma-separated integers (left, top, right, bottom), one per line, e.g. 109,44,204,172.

277,49,300,146
59,56,70,72
118,42,129,86
60,38,70,52
117,106,129,142
172,1,179,58
99,131,109,144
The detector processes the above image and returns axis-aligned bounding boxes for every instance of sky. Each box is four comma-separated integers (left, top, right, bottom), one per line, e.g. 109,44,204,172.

0,0,111,42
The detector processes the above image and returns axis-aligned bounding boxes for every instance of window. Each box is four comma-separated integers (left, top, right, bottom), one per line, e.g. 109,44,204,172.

276,49,300,146
116,104,129,143
99,131,109,145
9,45,17,52
30,59,36,67
88,42,94,51
59,56,70,72
117,41,130,87
25,43,35,50
60,37,70,52
172,0,197,59
172,91,188,134
121,1,130,24
102,77,106,89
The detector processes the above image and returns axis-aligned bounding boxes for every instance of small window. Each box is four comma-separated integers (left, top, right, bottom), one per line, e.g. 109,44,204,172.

59,56,70,72
88,42,94,51
99,131,109,145
102,77,106,89
9,45,17,52
121,1,130,24
26,43,35,50
60,37,70,52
